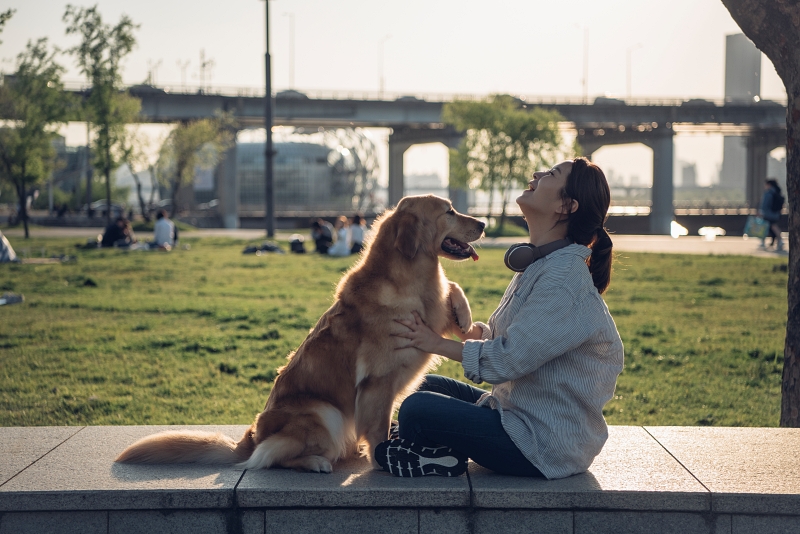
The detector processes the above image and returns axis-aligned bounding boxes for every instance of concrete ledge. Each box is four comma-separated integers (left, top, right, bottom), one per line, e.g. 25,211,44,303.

0,425,798,534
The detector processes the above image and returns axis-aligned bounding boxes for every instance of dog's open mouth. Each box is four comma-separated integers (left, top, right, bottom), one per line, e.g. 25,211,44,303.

441,237,479,261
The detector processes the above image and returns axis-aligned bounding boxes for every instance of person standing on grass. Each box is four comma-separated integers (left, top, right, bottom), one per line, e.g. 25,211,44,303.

758,179,785,253
379,157,624,479
152,209,176,250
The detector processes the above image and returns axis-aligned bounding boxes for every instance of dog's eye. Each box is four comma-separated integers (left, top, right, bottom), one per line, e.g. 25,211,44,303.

447,209,455,215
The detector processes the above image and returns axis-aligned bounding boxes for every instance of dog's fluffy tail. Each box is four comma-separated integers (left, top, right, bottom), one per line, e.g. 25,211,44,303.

116,428,254,465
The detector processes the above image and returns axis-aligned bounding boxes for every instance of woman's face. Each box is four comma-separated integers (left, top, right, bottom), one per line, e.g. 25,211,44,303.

516,161,573,218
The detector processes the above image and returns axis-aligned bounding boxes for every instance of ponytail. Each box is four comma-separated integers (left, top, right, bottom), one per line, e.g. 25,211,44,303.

561,157,614,294
589,227,613,294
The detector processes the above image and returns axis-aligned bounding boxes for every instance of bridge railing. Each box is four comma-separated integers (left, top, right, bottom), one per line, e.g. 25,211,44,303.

60,79,787,107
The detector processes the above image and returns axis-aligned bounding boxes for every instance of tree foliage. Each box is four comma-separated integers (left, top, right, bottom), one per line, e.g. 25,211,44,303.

0,8,15,45
444,95,568,230
156,116,235,217
0,38,73,238
118,127,155,221
63,4,140,223
720,0,800,427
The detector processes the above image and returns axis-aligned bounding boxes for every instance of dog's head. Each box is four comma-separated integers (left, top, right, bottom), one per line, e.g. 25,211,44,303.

390,195,485,261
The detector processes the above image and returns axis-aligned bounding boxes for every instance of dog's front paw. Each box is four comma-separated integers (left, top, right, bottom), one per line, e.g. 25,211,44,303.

448,282,472,334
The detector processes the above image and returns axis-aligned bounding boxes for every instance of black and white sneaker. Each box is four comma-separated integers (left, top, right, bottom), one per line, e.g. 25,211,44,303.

375,438,468,477
389,420,399,440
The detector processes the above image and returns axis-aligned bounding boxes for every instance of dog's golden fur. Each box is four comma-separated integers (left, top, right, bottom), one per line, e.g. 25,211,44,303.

116,195,484,472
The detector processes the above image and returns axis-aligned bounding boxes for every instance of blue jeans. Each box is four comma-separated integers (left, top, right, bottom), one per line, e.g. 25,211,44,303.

397,374,544,477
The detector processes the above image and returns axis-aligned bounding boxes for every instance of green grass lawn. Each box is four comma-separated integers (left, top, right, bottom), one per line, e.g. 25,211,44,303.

0,236,789,427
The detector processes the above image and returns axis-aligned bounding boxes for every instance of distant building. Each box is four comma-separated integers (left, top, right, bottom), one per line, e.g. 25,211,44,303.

235,139,380,215
724,34,761,101
680,162,697,188
720,33,761,190
45,135,90,208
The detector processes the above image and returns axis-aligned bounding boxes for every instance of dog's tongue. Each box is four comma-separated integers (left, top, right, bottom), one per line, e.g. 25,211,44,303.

469,246,479,261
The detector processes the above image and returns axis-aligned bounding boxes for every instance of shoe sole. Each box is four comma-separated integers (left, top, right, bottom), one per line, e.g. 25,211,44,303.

376,439,467,477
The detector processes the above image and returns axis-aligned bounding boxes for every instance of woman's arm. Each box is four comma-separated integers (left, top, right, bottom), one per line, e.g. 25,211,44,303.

461,284,593,384
394,311,465,362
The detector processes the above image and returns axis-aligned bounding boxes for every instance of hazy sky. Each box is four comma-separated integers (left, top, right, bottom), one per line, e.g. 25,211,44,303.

1,0,788,187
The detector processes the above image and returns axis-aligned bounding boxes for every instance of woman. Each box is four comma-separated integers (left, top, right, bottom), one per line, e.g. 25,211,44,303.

377,157,624,479
759,179,784,252
327,215,351,257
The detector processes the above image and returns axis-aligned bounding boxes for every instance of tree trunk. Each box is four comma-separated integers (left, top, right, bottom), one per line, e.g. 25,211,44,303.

15,181,29,239
171,179,180,219
498,186,509,233
105,143,112,225
720,0,800,426
781,85,799,426
148,165,157,207
132,172,149,222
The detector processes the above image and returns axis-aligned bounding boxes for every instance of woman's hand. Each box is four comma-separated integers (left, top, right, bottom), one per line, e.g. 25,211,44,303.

393,311,465,362
459,323,484,341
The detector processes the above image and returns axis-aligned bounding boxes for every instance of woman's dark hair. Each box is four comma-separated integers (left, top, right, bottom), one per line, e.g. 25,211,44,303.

559,157,613,294
766,179,781,192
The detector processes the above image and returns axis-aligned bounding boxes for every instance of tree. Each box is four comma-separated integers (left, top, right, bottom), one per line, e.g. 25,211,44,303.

0,8,15,44
444,95,566,232
720,0,799,427
63,4,140,224
156,117,235,217
0,39,72,238
118,127,154,222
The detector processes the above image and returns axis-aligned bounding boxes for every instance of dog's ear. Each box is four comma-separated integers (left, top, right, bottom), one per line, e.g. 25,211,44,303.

394,212,420,259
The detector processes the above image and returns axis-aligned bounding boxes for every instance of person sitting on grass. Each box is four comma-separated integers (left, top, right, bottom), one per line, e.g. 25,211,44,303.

101,217,135,248
379,157,624,479
310,219,334,254
152,210,176,250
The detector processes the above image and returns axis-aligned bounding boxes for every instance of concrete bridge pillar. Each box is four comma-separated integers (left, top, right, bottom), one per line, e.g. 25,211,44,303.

388,135,413,208
216,139,239,229
649,132,675,235
577,126,674,235
388,126,463,208
745,129,785,209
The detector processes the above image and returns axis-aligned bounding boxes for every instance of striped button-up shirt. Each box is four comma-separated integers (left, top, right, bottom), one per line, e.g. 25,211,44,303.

462,244,624,479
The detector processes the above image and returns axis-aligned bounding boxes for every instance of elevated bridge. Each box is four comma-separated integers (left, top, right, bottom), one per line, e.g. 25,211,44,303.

69,84,790,233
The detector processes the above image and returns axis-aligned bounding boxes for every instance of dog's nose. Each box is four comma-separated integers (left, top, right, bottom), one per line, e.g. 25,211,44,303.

477,221,486,232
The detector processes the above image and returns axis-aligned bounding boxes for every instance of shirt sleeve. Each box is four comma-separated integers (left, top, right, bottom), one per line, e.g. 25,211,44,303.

473,321,493,340
462,284,593,385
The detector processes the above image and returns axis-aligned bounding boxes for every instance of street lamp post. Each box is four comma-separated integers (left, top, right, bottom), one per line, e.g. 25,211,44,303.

626,43,643,100
264,0,275,237
176,59,189,92
378,34,391,98
582,27,589,103
573,25,589,103
283,12,295,88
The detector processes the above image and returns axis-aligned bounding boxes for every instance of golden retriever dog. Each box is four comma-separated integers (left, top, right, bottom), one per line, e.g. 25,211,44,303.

117,195,485,472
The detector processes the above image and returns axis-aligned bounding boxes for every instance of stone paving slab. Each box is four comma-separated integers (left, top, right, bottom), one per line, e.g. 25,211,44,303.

0,425,249,512
0,511,107,534
468,426,709,511
237,455,470,509
261,509,418,534
0,426,83,486
646,427,800,516
108,510,231,534
573,511,730,534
